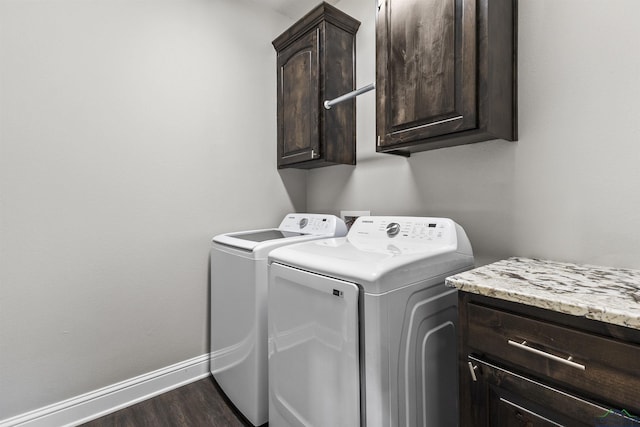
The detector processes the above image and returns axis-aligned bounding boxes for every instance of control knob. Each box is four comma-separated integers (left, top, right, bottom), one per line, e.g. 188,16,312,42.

386,222,400,237
299,218,309,229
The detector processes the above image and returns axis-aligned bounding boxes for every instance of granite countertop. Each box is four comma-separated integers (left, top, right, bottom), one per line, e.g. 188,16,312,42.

445,257,640,330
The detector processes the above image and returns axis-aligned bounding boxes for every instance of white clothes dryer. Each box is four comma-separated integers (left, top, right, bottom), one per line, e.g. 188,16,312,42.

210,213,347,426
267,216,474,427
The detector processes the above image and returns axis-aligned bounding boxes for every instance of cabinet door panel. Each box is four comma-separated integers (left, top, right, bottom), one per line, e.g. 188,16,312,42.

389,0,456,124
471,356,639,427
277,29,319,167
377,0,477,146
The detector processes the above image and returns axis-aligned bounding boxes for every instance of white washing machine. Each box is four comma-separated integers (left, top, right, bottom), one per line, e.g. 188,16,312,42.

267,216,474,427
210,213,347,426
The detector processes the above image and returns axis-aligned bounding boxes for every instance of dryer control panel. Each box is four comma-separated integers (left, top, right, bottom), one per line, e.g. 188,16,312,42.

279,213,348,236
349,216,456,244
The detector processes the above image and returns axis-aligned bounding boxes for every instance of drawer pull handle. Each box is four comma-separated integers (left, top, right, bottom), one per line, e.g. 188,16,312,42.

507,340,586,371
468,362,478,382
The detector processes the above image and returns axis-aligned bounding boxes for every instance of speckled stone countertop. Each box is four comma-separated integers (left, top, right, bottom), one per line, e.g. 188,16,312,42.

445,257,640,330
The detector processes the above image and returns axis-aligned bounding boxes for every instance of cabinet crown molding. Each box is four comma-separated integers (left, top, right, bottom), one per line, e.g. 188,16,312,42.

272,2,361,51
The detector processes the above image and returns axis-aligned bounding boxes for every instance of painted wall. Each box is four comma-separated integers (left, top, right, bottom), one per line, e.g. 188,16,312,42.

308,0,640,268
0,0,304,418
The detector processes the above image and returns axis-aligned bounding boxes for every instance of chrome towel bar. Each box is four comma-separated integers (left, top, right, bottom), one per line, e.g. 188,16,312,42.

323,83,375,110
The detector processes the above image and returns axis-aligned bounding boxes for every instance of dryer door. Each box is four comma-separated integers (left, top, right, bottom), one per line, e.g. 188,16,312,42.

268,262,360,427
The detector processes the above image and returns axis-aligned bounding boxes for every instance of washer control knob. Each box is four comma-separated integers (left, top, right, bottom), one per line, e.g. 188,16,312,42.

386,222,401,237
299,218,309,229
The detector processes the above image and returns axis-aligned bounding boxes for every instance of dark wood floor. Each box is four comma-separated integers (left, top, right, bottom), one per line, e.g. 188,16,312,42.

81,376,253,427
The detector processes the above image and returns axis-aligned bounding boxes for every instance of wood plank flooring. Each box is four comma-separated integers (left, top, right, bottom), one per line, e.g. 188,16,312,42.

80,376,253,427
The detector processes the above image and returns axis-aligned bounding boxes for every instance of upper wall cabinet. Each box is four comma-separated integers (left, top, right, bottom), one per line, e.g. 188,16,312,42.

272,3,360,169
376,0,517,156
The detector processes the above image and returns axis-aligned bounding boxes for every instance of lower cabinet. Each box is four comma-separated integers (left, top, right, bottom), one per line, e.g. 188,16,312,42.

458,293,640,426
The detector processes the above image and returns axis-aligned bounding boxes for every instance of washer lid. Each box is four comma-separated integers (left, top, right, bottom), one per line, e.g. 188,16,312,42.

268,216,474,294
212,213,347,252
213,228,304,252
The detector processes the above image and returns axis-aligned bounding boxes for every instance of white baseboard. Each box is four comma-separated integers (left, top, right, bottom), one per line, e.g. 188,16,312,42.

0,354,211,427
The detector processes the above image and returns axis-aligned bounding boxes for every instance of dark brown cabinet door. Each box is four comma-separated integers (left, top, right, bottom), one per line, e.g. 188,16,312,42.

273,3,359,169
377,0,477,146
376,0,517,155
277,29,320,167
466,356,639,427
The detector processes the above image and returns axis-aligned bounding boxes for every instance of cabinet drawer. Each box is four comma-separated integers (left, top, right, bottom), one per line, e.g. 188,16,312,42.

467,303,640,412
468,355,640,426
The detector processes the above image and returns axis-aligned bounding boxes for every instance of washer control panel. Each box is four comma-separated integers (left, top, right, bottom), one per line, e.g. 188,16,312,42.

279,213,347,236
349,216,455,243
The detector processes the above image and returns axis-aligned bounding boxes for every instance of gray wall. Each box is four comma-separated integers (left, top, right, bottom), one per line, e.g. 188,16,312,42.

308,0,640,268
0,0,304,418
